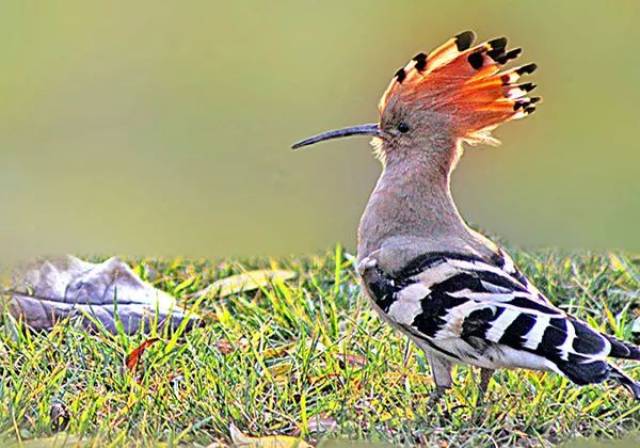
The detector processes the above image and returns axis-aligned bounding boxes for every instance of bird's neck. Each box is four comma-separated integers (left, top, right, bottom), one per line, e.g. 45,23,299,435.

357,144,471,261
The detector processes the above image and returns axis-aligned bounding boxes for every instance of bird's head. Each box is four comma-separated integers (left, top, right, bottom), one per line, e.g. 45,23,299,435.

292,31,538,167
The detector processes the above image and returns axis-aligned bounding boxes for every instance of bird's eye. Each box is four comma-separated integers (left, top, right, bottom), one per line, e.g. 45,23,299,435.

397,122,410,133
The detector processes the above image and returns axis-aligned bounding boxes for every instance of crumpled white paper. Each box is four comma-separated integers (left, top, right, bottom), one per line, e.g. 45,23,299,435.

8,256,200,334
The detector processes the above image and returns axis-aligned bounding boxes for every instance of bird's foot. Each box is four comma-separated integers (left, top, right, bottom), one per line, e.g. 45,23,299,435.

427,385,447,405
476,368,494,407
427,385,452,421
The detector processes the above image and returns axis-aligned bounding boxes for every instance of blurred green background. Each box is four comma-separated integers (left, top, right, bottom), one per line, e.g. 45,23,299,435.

1,1,639,264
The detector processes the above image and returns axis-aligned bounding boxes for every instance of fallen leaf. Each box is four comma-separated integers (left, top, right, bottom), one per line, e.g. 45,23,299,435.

269,362,294,385
262,342,296,359
305,414,337,434
308,373,340,386
10,256,200,335
2,433,85,447
229,423,312,448
215,339,237,354
125,338,159,372
337,353,367,368
205,442,227,448
195,270,296,298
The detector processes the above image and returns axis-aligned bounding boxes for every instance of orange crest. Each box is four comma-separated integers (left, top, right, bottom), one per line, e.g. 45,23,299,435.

378,31,539,145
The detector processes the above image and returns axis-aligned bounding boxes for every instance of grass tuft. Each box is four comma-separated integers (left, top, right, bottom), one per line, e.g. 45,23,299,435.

1,247,639,446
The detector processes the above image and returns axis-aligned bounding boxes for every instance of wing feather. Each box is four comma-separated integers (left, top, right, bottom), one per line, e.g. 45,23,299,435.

360,250,615,369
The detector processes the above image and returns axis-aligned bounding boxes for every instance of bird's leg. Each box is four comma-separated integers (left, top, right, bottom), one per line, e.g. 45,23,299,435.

477,368,494,405
424,352,454,422
426,352,452,405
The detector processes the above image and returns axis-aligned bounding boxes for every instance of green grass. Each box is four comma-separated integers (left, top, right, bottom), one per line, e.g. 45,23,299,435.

1,246,640,447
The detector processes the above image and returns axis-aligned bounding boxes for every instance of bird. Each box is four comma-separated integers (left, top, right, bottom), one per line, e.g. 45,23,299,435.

292,31,640,402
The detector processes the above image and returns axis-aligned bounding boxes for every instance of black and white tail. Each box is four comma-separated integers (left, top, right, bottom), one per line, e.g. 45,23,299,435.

551,322,640,399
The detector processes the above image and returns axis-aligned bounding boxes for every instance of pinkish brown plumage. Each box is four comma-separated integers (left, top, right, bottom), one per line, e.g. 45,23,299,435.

293,31,640,403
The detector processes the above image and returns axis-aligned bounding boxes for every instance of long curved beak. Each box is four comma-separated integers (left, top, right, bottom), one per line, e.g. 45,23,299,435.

291,123,381,150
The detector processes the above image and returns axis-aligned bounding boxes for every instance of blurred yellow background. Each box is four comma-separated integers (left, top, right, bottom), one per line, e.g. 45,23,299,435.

1,1,639,263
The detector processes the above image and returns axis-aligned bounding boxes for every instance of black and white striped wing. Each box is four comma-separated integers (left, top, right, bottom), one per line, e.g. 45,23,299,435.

361,250,639,388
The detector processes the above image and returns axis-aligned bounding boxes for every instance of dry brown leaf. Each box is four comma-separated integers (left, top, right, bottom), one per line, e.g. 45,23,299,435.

215,339,296,360
308,373,340,386
229,423,312,447
215,339,237,355
196,270,296,298
125,338,159,372
338,353,367,368
269,362,295,385
262,342,296,359
305,414,337,434
6,433,85,447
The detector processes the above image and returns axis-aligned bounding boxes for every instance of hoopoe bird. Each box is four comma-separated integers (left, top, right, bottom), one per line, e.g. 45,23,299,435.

293,31,640,401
